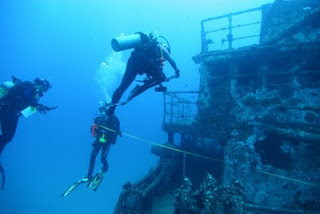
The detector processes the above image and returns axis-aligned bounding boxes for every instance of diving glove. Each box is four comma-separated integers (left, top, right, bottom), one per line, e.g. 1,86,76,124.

37,104,58,114
175,69,180,78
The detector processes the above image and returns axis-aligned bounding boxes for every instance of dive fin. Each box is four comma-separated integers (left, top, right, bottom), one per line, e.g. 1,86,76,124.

61,177,89,197
88,171,105,191
0,163,5,190
105,102,127,107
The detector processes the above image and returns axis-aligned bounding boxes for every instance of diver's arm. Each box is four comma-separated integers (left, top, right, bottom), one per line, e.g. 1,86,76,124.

161,46,180,77
25,82,57,114
36,104,57,114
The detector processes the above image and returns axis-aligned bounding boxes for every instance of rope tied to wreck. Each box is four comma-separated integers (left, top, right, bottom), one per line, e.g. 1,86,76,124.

97,124,318,187
97,124,223,163
258,170,317,187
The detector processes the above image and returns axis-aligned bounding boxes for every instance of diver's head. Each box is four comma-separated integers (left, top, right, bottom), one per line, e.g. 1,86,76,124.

148,31,160,45
98,102,108,114
33,78,51,96
148,33,156,42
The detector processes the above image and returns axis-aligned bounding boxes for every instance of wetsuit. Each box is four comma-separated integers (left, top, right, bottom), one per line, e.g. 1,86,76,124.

87,114,121,179
0,78,54,190
0,81,39,155
108,42,179,115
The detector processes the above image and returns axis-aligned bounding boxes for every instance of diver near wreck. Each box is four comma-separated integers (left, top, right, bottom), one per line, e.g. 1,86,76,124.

62,105,121,197
0,76,57,190
106,31,181,115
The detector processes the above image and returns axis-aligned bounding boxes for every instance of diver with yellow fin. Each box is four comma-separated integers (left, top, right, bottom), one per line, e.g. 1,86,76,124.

0,76,57,190
62,105,121,197
106,31,180,114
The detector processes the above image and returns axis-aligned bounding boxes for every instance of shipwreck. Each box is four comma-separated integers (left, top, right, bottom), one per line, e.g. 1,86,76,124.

114,0,320,213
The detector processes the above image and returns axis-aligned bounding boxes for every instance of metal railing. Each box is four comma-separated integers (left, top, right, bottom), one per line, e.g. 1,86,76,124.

163,91,199,125
201,7,263,52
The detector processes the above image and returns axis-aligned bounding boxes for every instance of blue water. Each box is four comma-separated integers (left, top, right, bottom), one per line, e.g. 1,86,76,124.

0,0,274,213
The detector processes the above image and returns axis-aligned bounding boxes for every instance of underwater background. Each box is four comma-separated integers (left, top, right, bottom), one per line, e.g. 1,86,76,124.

0,0,274,213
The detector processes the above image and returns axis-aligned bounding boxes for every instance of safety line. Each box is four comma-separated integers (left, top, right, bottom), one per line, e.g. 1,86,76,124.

259,171,317,187
97,124,317,187
97,124,223,163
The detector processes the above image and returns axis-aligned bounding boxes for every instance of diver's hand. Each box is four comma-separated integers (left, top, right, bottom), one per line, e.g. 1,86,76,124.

37,105,58,114
117,130,122,137
175,69,180,78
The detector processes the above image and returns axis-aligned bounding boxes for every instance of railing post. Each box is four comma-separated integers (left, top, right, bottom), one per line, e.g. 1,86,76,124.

201,21,208,53
182,102,185,121
163,93,167,125
177,100,180,123
168,132,174,144
170,96,174,123
228,14,233,49
182,152,186,179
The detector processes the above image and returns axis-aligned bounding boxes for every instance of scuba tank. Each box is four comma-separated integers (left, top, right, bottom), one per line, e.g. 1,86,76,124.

111,32,150,52
0,81,15,100
111,31,171,53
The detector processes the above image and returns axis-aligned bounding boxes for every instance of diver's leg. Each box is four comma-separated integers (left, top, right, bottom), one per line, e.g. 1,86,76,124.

124,55,165,100
144,60,166,82
133,61,166,96
0,112,17,190
127,66,166,101
0,112,18,156
87,144,110,191
148,67,167,92
108,57,138,114
127,78,162,101
100,144,111,173
87,143,101,180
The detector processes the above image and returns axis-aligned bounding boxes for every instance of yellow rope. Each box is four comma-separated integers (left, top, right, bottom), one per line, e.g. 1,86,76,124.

97,124,223,163
97,124,317,187
258,171,317,187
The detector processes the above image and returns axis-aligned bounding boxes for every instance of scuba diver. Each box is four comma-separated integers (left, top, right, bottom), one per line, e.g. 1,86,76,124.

106,31,181,115
62,106,121,197
0,76,57,190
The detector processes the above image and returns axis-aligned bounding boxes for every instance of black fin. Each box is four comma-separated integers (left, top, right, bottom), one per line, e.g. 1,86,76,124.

61,177,89,197
105,102,127,107
88,171,104,191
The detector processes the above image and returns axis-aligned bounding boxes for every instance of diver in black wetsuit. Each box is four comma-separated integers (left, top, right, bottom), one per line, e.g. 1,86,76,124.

0,76,57,190
87,108,121,182
107,32,180,115
62,107,121,196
